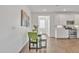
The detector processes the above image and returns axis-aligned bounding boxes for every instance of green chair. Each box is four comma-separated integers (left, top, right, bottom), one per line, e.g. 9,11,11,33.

28,32,39,52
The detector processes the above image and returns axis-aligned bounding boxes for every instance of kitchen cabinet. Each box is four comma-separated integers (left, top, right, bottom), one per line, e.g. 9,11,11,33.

56,28,69,38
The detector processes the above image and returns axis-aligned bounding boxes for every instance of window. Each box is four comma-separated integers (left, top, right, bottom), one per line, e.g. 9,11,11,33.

38,16,50,36
39,19,45,28
38,16,46,29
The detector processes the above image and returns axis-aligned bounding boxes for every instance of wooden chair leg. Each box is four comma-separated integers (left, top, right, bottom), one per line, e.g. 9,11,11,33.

39,40,41,48
29,42,31,51
45,40,47,48
33,43,35,46
36,43,38,52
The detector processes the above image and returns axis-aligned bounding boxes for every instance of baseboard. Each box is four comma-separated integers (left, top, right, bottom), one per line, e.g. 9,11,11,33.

50,37,55,38
50,37,79,39
18,40,29,53
55,38,69,39
55,38,79,39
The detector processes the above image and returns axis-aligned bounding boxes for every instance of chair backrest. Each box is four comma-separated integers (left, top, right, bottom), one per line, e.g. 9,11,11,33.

28,32,38,42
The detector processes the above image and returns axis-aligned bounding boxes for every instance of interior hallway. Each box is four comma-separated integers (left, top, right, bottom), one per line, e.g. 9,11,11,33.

20,38,79,53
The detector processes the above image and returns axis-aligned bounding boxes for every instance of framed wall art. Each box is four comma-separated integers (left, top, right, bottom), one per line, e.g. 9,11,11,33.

21,9,30,27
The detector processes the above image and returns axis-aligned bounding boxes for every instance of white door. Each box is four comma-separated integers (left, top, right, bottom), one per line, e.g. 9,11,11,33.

38,16,50,37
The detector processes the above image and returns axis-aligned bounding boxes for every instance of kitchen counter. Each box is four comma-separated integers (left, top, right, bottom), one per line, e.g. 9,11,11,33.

55,25,79,39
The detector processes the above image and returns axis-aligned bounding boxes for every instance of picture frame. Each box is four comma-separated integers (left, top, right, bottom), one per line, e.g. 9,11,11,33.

21,9,30,27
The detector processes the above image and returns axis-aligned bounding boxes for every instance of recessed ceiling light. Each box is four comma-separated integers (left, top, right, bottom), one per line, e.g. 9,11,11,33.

42,9,47,12
63,9,66,11
57,25,63,28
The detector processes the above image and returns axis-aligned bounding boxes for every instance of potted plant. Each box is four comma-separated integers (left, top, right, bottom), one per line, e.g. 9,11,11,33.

32,25,38,32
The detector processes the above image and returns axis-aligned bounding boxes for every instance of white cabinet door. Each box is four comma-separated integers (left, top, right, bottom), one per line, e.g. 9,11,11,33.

56,28,68,38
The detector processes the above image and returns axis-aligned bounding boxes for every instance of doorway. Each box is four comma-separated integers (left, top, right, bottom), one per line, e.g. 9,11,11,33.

38,16,50,37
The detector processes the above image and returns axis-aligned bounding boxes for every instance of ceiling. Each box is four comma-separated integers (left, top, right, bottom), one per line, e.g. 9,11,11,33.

27,5,79,13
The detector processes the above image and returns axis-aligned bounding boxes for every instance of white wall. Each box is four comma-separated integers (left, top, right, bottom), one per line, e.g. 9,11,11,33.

0,6,31,52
